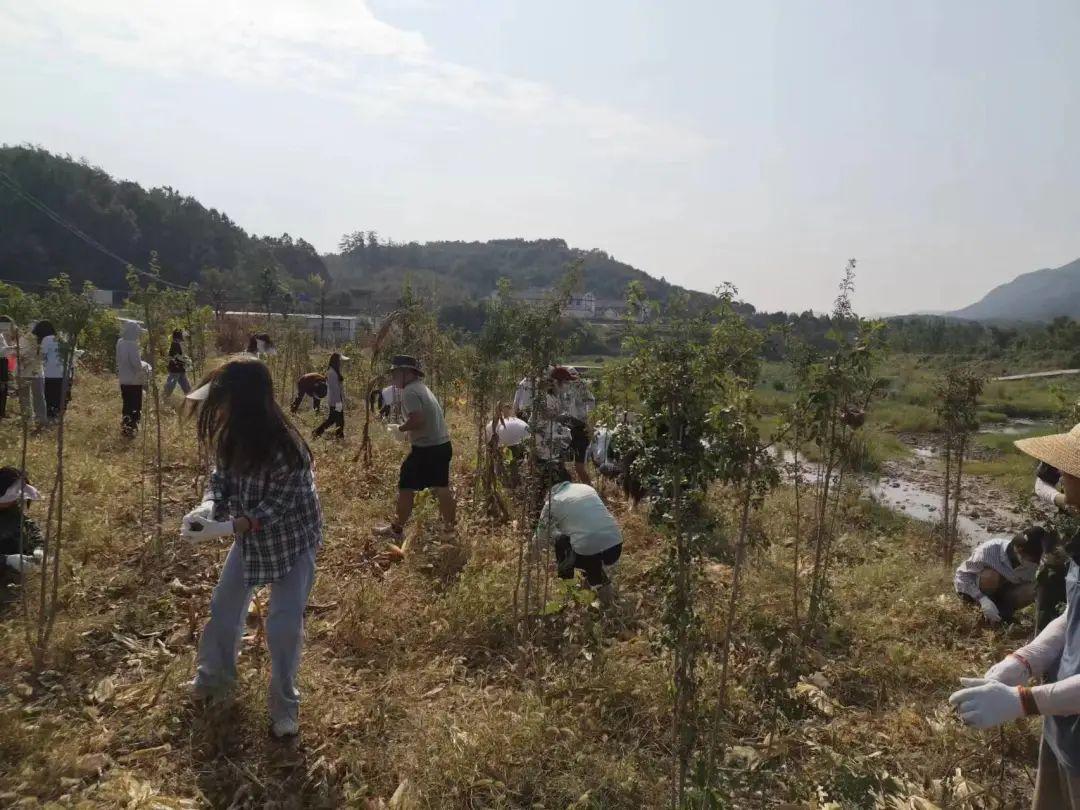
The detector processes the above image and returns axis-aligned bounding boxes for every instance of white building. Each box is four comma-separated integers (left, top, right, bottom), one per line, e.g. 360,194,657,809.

223,311,374,344
487,288,645,323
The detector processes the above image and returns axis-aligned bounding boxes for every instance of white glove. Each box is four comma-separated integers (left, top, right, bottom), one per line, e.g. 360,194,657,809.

180,516,234,542
335,403,344,413
5,553,39,573
949,677,1024,729
184,501,216,524
984,655,1030,686
979,596,1001,624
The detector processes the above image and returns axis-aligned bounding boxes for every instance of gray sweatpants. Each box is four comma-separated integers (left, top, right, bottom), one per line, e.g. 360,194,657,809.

194,542,317,725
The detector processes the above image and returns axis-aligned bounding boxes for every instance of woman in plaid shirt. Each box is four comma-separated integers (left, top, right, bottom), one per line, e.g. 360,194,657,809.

180,357,322,739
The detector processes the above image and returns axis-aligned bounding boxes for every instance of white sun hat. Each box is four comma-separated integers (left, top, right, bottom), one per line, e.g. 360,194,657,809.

186,383,212,401
0,480,41,506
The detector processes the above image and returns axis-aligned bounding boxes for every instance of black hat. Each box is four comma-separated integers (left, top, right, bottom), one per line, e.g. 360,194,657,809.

389,355,424,377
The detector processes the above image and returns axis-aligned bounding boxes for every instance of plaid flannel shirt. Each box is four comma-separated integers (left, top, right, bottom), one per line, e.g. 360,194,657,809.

205,451,322,588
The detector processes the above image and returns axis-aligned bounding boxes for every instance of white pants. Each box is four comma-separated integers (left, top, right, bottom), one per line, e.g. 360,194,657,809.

194,542,317,725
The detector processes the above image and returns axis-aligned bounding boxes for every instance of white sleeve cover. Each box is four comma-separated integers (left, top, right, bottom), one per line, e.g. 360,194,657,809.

1013,614,1068,678
1034,672,1080,716
1036,476,1061,507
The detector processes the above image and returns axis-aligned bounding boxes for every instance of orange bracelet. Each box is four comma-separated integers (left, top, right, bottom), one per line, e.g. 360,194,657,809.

1018,686,1040,716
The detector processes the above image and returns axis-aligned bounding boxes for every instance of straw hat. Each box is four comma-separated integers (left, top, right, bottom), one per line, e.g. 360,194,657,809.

1015,424,1080,478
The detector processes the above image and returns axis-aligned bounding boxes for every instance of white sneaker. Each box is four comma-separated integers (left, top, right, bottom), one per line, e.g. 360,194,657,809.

271,717,299,738
372,524,403,542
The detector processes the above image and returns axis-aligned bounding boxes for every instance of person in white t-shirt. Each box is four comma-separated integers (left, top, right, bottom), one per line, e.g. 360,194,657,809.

34,321,65,423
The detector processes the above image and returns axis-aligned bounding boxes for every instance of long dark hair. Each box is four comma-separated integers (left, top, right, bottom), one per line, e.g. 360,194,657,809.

195,356,310,474
327,352,345,380
32,320,55,342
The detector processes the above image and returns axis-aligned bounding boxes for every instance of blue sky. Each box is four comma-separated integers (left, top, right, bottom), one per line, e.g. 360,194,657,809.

2,0,1078,314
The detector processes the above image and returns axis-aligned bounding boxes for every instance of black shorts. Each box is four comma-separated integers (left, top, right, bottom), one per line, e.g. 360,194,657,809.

554,535,622,587
570,424,590,464
399,441,453,491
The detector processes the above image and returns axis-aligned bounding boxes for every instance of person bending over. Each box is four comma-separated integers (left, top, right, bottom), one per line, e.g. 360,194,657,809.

291,373,328,414
533,465,622,606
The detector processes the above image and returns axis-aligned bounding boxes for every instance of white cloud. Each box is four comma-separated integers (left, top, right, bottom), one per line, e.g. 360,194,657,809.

0,0,711,159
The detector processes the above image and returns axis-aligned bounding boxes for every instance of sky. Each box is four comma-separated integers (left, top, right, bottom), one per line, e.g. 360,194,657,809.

2,0,1078,315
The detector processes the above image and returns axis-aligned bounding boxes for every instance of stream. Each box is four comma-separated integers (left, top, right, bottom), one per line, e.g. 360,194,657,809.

782,419,1053,548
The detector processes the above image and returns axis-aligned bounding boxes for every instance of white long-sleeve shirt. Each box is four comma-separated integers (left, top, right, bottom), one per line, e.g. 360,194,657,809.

534,482,622,556
326,367,344,408
1001,614,1080,716
512,377,533,415
1036,477,1060,507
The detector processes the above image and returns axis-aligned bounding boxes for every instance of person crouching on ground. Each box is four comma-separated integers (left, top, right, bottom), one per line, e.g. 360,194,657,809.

533,464,622,605
949,424,1080,808
180,356,322,739
373,355,455,542
0,466,43,603
291,372,328,414
313,352,347,440
954,526,1050,624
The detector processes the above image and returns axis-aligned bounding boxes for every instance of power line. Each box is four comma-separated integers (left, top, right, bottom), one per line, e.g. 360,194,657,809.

0,168,189,291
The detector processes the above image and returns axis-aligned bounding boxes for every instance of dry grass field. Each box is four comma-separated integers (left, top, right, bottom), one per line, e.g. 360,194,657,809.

0,361,1044,808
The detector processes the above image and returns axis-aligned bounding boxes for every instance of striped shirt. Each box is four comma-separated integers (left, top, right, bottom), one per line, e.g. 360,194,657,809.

205,450,322,588
953,537,1036,600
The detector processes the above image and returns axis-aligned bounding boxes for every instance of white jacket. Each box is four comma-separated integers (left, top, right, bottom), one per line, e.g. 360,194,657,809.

116,321,146,386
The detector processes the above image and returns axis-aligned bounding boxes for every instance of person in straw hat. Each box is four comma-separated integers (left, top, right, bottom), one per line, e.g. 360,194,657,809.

373,355,455,542
949,424,1080,807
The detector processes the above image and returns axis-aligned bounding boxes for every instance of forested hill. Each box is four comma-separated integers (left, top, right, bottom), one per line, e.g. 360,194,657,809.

950,256,1080,322
323,234,709,309
0,145,327,290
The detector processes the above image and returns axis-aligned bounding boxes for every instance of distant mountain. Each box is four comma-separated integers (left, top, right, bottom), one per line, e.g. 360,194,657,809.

0,145,327,291
322,237,710,311
1,146,705,314
951,257,1080,322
